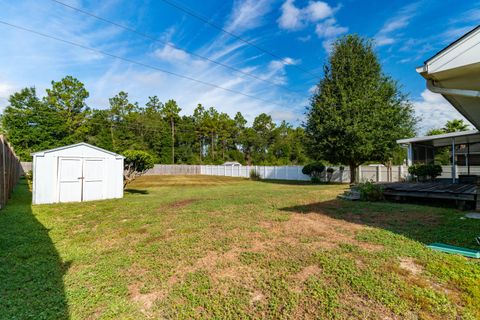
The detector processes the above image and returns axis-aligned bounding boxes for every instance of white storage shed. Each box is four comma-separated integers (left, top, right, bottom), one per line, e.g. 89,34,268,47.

32,142,124,204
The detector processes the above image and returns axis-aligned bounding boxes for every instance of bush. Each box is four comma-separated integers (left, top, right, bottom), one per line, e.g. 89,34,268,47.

25,170,33,190
123,150,155,188
357,181,384,201
302,162,326,182
408,164,442,181
249,169,261,180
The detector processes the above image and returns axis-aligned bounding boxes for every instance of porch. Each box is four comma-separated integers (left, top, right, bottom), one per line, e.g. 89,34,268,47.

398,130,480,183
382,181,478,210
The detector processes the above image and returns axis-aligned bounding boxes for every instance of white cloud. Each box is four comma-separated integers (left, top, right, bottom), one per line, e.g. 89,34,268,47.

0,0,307,126
297,34,311,42
375,2,419,47
277,0,346,52
315,18,348,38
278,0,303,30
270,109,302,122
0,81,17,111
277,0,335,31
413,90,471,134
266,57,300,84
225,0,274,33
305,1,333,21
0,82,15,98
154,44,189,62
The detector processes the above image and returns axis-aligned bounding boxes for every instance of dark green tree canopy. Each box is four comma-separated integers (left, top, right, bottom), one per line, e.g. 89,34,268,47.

305,34,416,182
2,76,310,165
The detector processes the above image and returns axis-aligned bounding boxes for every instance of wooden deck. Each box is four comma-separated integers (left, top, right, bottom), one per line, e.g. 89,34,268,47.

381,182,477,202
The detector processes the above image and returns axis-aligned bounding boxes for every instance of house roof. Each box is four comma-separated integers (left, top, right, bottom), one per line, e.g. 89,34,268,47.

397,130,480,147
417,25,480,129
31,142,124,158
423,25,480,65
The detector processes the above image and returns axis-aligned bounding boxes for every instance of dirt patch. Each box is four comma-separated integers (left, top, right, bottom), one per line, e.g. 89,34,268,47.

290,265,323,293
157,199,198,212
338,291,403,320
263,213,377,251
128,282,164,313
250,290,264,305
399,257,423,276
167,249,241,286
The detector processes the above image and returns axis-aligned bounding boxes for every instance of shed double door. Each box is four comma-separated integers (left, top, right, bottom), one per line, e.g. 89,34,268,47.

58,157,104,203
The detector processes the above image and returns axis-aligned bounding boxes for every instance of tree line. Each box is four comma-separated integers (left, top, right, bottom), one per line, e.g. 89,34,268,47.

1,76,308,165
2,34,418,183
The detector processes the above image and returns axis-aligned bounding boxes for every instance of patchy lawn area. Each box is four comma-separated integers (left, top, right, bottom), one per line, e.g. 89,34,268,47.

1,175,480,319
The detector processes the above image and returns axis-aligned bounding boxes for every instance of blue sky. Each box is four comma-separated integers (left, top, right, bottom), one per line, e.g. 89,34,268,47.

0,0,478,133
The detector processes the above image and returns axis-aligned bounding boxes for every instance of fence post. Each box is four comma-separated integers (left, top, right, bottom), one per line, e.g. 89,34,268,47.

399,166,403,181
376,166,380,182
357,166,362,182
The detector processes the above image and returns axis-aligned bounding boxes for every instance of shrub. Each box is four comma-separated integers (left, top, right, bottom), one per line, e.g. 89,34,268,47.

249,169,261,180
25,170,33,190
357,181,384,201
123,150,155,188
408,164,442,181
302,162,326,182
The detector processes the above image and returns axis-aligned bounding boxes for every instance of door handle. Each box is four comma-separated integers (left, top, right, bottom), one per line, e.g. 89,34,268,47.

78,177,85,179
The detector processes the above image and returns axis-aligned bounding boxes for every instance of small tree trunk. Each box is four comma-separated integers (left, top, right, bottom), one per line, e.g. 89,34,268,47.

211,132,215,160
349,164,357,184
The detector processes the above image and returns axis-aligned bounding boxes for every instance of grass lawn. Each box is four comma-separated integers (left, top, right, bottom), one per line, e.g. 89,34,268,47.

1,175,480,319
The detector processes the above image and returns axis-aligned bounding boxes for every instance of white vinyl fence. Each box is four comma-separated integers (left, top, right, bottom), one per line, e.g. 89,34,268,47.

145,164,408,183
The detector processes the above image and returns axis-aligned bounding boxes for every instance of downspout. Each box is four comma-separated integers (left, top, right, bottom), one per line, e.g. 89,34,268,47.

427,80,480,98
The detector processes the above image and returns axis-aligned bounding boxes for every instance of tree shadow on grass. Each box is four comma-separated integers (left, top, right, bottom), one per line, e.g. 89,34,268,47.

280,199,480,250
125,188,149,195
258,179,317,186
0,179,69,319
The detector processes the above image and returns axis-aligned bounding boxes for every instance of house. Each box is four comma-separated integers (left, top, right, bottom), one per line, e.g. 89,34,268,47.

32,142,124,204
398,26,480,183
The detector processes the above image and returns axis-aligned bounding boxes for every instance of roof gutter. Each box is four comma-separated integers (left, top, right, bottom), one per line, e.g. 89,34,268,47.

427,80,480,98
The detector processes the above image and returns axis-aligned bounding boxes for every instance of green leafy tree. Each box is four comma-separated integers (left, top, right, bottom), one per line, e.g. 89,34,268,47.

45,76,90,145
444,119,469,133
427,119,470,136
160,99,181,163
252,113,276,164
108,91,142,152
426,128,445,136
1,88,53,159
305,35,416,183
123,150,155,187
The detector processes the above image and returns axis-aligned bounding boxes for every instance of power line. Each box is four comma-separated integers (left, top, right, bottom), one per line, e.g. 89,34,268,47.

50,0,306,94
0,19,291,109
158,0,321,80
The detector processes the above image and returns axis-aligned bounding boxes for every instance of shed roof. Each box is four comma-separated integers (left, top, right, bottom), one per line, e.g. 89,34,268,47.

31,142,124,158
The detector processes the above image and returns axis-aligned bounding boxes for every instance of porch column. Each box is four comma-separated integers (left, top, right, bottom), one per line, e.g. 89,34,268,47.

407,144,413,166
452,138,456,183
467,143,470,175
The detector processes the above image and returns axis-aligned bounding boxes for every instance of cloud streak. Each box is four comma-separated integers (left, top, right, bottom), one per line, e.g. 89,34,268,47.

375,2,420,47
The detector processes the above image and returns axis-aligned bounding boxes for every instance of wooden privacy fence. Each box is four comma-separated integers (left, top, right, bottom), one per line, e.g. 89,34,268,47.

0,136,21,209
145,164,408,183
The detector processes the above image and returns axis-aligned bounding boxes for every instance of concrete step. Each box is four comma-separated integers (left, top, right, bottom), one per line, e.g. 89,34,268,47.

338,190,361,201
